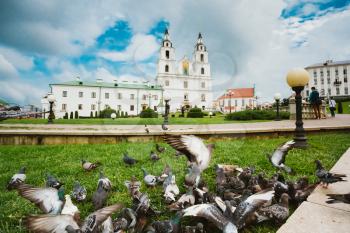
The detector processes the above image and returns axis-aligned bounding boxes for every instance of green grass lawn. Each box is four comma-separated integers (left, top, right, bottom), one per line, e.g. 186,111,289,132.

0,115,270,125
1,133,349,232
340,101,350,114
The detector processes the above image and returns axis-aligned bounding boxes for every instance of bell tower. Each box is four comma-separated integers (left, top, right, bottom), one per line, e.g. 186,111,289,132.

157,29,176,75
193,33,210,76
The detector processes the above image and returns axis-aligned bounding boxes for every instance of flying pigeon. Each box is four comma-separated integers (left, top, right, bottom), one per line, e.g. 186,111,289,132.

163,135,215,172
315,160,346,188
141,168,157,187
17,184,64,214
268,140,295,174
326,193,350,204
145,125,150,134
150,151,160,161
93,180,108,210
123,152,138,166
258,193,290,224
46,173,64,190
7,167,26,190
71,181,87,202
98,171,112,192
61,195,79,217
156,143,166,153
81,159,101,171
25,203,123,233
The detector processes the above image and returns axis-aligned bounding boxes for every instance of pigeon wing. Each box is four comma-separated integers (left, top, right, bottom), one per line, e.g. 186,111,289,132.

163,135,198,163
25,214,79,233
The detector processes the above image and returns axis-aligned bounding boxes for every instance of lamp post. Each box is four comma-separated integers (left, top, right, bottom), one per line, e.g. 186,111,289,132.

228,91,233,113
111,113,116,120
47,93,56,124
286,68,310,148
163,97,171,125
148,93,152,109
274,93,281,121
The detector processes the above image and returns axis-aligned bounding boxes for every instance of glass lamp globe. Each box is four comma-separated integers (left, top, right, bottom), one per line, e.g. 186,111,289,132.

274,93,281,101
111,113,116,119
286,68,310,88
47,94,56,103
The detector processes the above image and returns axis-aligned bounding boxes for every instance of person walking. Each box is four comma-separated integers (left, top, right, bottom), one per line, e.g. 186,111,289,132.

309,87,321,119
328,97,336,117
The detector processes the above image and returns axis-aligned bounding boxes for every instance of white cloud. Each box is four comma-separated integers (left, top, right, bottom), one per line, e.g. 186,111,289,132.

0,47,34,70
0,54,18,78
98,34,159,62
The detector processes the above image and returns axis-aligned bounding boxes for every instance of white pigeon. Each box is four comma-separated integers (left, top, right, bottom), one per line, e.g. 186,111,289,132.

61,195,79,216
7,167,26,190
164,175,180,202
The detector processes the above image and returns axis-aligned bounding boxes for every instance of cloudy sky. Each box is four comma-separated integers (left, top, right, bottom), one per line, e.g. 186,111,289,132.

0,0,350,105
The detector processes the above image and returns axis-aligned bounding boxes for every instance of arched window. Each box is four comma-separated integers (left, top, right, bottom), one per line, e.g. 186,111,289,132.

165,50,169,59
201,67,205,75
200,54,204,62
165,65,169,72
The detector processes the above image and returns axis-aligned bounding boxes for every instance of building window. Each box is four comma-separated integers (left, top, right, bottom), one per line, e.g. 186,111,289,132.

202,106,205,110
335,69,338,76
321,78,324,85
130,105,134,111
200,54,204,62
104,104,109,109
321,89,325,96
165,80,169,86
165,50,169,59
313,71,317,77
184,94,188,100
118,93,122,99
201,82,205,88
130,94,135,100
336,87,340,95
165,65,169,72
154,106,157,111
105,93,109,99
201,94,206,102
235,100,238,106
344,77,348,83
184,81,188,88
62,91,67,97
62,104,67,111
327,70,330,77
78,104,83,110
344,68,347,75
142,95,147,100
117,105,121,110
327,77,331,84
153,95,158,100
91,92,96,98
327,88,331,95
320,70,324,77
91,104,95,111
201,67,205,75
345,87,349,95
314,78,317,85
242,99,245,106
79,92,83,98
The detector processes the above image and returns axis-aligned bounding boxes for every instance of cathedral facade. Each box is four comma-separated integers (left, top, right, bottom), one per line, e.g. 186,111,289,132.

156,30,213,112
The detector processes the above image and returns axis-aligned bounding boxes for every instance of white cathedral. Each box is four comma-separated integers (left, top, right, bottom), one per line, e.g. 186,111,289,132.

42,30,213,118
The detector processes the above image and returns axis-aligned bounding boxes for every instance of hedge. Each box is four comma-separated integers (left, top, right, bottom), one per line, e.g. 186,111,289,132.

100,107,117,118
225,110,290,121
140,108,158,118
187,107,204,118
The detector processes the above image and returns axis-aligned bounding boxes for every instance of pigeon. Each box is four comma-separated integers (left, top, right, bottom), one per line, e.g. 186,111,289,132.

61,195,79,217
81,159,101,171
185,164,201,188
315,160,346,188
71,181,87,202
142,168,157,187
163,173,180,203
145,125,150,134
258,193,290,224
150,151,160,161
232,189,275,229
163,135,215,172
152,213,181,233
124,176,142,198
123,152,138,166
183,223,205,233
17,184,64,214
294,184,317,204
168,187,195,211
157,163,171,183
162,123,168,131
25,203,123,233
268,140,295,174
46,173,64,190
93,180,108,210
7,167,26,190
183,204,238,233
113,208,137,232
98,171,112,191
175,150,183,157
326,193,350,204
156,143,166,153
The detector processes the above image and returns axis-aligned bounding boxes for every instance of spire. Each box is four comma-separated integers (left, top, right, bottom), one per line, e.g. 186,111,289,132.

195,32,206,51
197,32,203,45
163,28,170,41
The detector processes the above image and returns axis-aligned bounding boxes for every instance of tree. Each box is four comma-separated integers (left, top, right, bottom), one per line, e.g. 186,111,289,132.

95,111,98,118
90,111,93,118
124,111,128,118
140,108,158,118
337,102,343,114
63,112,68,119
70,112,73,119
121,111,124,118
100,107,117,118
187,107,204,118
116,110,120,118
75,111,79,119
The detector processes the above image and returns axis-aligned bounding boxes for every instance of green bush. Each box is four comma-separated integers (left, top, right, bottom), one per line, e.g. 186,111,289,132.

95,111,98,118
63,112,68,119
225,110,290,121
124,112,128,118
100,107,117,118
187,107,204,118
74,111,79,119
140,108,158,118
70,112,73,119
121,111,124,118
90,111,93,118
337,102,343,114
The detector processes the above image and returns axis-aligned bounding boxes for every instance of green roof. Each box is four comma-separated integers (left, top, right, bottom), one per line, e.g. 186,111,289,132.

50,80,163,90
0,98,8,106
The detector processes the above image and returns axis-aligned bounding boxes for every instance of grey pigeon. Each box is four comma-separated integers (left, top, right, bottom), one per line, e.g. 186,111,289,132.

326,192,350,204
113,208,137,232
162,123,168,131
46,173,64,190
163,135,215,172
258,193,290,224
152,213,181,233
124,176,142,198
150,151,160,161
145,125,150,134
7,167,26,190
157,163,171,183
294,184,317,204
92,180,108,210
81,159,101,171
25,203,123,233
185,164,201,188
315,160,346,188
98,171,112,191
156,143,166,153
123,152,138,166
18,184,64,214
71,181,87,202
141,168,157,187
268,140,295,174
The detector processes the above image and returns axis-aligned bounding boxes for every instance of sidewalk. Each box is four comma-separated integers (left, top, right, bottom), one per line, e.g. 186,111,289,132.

0,114,349,136
277,147,350,233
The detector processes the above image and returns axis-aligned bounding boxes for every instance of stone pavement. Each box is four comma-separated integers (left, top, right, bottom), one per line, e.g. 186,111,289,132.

277,147,350,233
0,114,349,136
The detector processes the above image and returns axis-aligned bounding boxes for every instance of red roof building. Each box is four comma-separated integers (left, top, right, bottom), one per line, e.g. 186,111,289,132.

216,87,256,113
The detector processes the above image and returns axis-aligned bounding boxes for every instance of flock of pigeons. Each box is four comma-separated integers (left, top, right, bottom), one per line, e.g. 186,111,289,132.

6,135,350,233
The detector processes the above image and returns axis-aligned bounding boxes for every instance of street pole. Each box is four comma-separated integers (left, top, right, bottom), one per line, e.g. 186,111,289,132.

292,86,307,148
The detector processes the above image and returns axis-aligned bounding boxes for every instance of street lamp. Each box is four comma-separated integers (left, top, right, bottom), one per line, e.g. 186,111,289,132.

286,68,310,148
227,91,233,113
47,93,56,124
111,113,116,120
148,93,152,109
274,93,281,121
163,96,171,125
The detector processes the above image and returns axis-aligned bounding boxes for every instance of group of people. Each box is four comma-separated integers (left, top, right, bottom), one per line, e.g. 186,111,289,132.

308,87,337,119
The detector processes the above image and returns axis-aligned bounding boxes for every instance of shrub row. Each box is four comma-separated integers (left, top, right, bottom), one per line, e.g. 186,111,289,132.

225,110,290,121
140,108,158,118
187,107,204,118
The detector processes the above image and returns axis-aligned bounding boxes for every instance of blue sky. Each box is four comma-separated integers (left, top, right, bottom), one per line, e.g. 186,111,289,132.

0,0,350,105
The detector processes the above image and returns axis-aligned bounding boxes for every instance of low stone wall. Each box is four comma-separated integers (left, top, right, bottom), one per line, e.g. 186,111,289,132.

289,98,327,120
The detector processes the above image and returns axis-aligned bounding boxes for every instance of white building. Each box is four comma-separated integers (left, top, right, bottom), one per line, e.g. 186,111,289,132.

303,60,349,99
42,78,163,119
156,30,213,111
216,88,256,113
